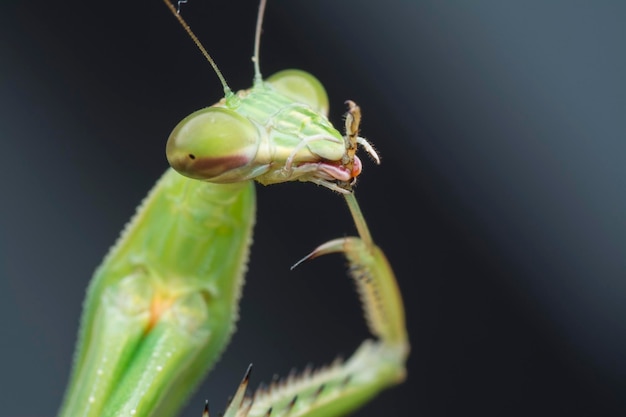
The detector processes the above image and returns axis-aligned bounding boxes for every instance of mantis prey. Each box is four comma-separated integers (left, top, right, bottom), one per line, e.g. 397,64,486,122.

57,1,409,417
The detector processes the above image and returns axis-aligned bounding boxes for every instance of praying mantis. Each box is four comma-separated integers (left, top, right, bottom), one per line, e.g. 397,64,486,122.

57,1,409,416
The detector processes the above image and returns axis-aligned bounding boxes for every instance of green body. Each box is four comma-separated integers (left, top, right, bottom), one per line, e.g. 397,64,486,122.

59,171,255,417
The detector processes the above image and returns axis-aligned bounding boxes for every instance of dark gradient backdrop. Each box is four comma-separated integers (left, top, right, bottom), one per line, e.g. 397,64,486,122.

1,1,624,416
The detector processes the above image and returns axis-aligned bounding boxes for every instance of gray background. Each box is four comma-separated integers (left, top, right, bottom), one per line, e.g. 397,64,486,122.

1,1,624,416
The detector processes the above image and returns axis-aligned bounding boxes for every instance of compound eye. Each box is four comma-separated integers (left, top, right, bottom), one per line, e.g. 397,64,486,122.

166,107,259,181
266,69,329,116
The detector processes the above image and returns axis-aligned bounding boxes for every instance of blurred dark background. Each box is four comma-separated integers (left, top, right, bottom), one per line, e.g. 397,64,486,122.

1,1,624,416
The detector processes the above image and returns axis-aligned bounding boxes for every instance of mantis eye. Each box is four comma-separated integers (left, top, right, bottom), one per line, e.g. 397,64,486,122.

166,107,259,181
266,69,330,117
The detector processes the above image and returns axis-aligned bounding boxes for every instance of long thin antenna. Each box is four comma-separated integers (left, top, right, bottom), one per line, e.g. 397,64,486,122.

252,0,267,85
163,0,233,98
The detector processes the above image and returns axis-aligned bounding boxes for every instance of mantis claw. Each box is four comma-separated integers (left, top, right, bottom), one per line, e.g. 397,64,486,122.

290,238,348,270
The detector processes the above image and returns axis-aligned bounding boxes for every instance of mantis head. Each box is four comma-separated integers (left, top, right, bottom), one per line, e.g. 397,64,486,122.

166,70,332,185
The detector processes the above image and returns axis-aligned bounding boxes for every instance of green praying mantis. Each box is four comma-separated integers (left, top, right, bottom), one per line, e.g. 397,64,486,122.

57,1,409,416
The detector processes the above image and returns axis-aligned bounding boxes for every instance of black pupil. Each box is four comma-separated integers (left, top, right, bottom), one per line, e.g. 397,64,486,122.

189,154,196,160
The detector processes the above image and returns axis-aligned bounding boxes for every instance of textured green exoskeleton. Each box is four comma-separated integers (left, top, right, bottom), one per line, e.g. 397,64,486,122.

57,1,408,417
58,173,255,417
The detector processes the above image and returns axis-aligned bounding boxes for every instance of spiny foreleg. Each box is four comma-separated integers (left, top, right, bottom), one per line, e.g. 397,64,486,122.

213,193,409,417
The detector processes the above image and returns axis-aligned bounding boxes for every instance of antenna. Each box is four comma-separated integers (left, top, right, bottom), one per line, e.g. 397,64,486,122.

163,0,233,98
252,0,267,85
